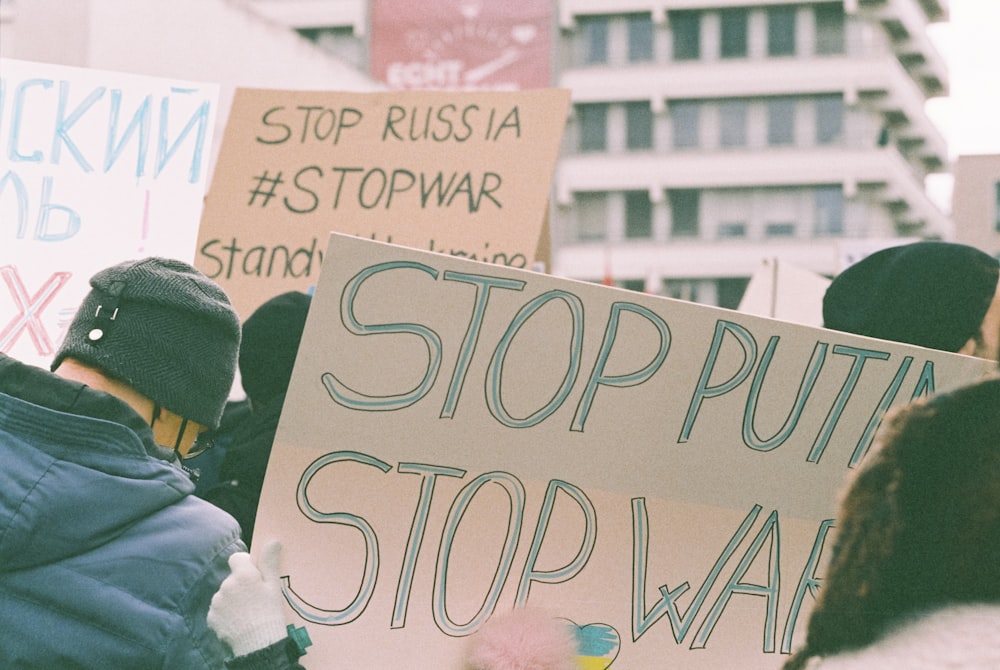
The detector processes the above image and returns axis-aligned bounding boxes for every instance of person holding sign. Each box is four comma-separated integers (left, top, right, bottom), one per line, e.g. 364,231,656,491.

0,258,306,669
200,291,313,547
823,241,1000,361
782,375,1000,669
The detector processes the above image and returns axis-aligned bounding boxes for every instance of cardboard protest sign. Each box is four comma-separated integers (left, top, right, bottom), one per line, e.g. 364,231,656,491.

254,233,995,668
196,87,569,318
0,58,218,369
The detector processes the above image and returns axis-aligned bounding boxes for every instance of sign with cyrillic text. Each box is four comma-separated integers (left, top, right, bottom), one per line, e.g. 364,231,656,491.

196,87,569,318
0,58,218,369
254,233,995,668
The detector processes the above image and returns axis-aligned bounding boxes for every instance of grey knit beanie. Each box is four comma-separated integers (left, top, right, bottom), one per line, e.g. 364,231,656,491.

52,257,241,429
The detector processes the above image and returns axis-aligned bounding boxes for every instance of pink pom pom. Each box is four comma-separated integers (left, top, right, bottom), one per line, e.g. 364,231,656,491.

464,608,577,670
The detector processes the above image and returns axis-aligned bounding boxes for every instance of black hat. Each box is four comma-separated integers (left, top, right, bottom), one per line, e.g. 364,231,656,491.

52,258,241,428
239,291,312,407
823,241,999,352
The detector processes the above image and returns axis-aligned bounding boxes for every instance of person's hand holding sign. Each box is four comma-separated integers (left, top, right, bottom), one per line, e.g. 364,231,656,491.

208,540,311,666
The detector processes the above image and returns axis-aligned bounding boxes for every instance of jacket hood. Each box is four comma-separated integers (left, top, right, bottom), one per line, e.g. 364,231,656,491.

0,354,196,572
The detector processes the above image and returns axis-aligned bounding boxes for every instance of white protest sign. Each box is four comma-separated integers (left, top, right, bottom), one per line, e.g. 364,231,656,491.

254,233,994,668
0,58,218,369
739,258,831,327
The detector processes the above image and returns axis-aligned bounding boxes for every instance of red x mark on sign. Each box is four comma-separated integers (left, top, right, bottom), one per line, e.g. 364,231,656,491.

0,265,72,356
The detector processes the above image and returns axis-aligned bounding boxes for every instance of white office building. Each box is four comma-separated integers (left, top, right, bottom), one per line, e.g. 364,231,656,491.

247,0,952,307
549,0,950,307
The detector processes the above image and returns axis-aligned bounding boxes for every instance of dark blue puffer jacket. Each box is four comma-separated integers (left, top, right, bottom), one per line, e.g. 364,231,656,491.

0,353,246,669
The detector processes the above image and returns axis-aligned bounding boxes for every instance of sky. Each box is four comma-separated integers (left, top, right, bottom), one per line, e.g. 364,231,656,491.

927,0,1000,157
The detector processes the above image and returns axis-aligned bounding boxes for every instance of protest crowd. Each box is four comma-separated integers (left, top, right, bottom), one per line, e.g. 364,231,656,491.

2,44,1000,670
3,231,999,670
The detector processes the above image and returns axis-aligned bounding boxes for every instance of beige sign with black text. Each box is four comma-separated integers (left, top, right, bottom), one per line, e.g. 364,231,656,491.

253,233,995,668
197,88,568,318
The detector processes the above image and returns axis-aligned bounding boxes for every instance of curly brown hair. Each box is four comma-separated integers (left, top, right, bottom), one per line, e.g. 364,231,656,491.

783,375,1000,669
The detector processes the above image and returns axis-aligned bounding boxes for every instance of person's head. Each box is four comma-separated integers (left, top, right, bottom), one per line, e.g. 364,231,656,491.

51,257,241,457
783,376,1000,669
238,291,312,410
823,241,1000,359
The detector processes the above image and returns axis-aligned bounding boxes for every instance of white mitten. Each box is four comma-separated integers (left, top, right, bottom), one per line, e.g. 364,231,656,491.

207,540,288,657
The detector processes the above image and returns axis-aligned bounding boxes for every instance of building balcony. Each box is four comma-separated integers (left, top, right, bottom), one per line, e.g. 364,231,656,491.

559,0,945,24
558,0,948,96
555,144,950,236
856,0,949,96
559,54,947,171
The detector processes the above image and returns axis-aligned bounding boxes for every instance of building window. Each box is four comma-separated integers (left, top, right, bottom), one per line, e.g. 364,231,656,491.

814,185,844,236
575,192,607,241
815,2,846,55
581,16,610,64
620,279,646,292
628,13,655,62
663,279,699,302
671,10,701,60
767,98,796,146
717,278,750,310
768,6,797,56
720,8,749,58
578,103,608,152
625,101,654,150
669,189,700,237
719,100,748,147
766,222,796,237
816,95,844,145
625,190,653,238
671,101,700,148
718,222,747,238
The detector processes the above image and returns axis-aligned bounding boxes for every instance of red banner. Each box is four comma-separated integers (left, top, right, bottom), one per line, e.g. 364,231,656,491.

370,0,552,91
